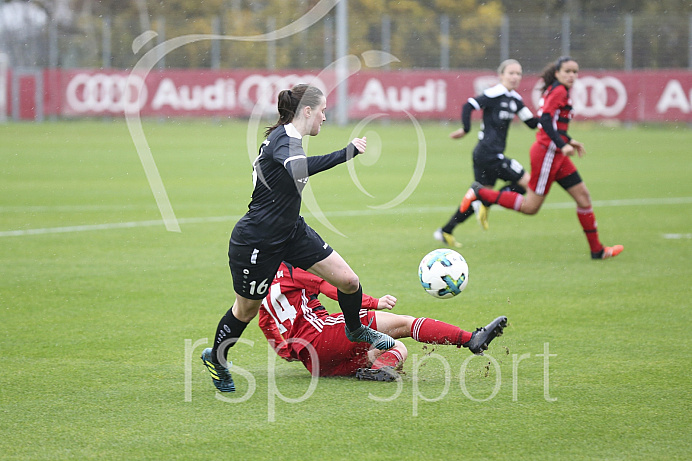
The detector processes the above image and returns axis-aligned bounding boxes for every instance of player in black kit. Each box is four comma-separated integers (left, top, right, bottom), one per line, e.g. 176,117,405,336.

434,59,538,247
201,84,396,392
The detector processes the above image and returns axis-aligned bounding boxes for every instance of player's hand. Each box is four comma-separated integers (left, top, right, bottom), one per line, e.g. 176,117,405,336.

351,136,367,153
561,143,575,157
449,128,466,139
570,140,586,157
376,295,397,310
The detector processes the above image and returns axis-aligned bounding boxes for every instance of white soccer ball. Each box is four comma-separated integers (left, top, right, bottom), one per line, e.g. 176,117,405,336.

418,248,469,299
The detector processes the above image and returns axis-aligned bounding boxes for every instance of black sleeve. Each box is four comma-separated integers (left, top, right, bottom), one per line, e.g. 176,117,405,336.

539,112,568,148
516,100,538,129
461,101,475,133
284,143,360,182
524,117,539,129
307,143,360,175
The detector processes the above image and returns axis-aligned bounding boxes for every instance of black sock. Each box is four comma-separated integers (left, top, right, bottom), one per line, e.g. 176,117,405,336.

442,208,474,234
211,308,248,363
338,285,364,332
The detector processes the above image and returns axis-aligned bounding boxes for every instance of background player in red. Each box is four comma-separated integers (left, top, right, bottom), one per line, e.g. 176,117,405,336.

435,59,538,248
258,262,507,382
459,56,624,260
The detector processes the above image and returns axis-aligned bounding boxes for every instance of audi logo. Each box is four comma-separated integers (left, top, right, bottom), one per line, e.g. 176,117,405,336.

237,74,327,113
532,76,628,118
66,73,148,113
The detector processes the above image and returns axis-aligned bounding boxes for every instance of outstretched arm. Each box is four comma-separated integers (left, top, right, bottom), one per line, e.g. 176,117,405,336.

318,279,395,310
283,137,365,184
450,100,476,139
518,106,539,129
306,137,365,175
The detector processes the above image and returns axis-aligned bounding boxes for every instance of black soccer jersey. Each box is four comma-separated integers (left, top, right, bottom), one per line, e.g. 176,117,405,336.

461,83,537,155
231,123,358,246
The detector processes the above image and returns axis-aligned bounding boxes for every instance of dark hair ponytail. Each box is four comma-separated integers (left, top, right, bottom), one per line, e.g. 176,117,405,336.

264,84,325,137
540,56,576,91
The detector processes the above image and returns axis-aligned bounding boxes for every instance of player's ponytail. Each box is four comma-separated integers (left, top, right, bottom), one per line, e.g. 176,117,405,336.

541,56,574,91
264,84,325,137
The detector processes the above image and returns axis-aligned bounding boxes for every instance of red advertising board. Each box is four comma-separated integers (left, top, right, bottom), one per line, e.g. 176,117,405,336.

11,68,692,122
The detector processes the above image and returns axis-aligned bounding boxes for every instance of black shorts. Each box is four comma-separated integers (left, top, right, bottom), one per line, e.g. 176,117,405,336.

473,147,525,186
228,217,333,300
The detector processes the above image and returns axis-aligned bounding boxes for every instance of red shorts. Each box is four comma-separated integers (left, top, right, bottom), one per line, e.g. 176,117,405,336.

528,142,577,196
298,310,376,377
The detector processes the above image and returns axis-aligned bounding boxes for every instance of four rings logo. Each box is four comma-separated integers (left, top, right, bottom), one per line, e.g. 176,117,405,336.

237,74,327,113
69,71,630,118
532,76,628,117
66,73,148,113
66,72,327,115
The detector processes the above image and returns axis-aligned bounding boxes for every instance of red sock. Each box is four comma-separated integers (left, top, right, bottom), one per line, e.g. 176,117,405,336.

477,189,523,211
372,349,405,369
577,207,603,253
412,317,472,347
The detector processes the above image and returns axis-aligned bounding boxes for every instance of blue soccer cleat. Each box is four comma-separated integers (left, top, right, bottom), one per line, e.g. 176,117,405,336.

345,324,395,351
201,347,235,392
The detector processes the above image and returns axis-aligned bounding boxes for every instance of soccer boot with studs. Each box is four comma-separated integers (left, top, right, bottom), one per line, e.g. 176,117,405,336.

345,324,395,351
356,366,400,382
201,347,235,392
591,245,624,260
459,182,484,214
463,316,508,355
433,228,462,248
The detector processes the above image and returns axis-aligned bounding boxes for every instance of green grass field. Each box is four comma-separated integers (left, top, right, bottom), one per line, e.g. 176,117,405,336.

1,119,690,460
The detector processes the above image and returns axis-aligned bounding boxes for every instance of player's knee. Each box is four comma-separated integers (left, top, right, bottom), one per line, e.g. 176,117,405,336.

394,340,408,361
232,298,262,322
340,273,360,294
520,196,542,215
577,191,592,208
522,205,540,215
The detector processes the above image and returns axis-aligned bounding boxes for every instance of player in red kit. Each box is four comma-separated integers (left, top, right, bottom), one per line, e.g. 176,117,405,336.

258,262,507,381
459,56,623,260
435,59,537,248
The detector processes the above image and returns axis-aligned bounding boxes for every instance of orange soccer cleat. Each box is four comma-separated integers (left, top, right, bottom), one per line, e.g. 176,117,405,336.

592,245,624,260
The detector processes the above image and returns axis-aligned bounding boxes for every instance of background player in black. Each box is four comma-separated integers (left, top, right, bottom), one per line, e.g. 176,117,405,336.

201,84,396,392
434,59,538,247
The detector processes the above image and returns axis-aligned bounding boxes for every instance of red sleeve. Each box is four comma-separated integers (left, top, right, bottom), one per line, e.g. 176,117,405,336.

287,268,324,310
539,84,569,148
291,266,381,310
318,279,340,301
258,307,291,360
360,293,380,309
291,267,325,295
541,84,567,118
317,279,380,309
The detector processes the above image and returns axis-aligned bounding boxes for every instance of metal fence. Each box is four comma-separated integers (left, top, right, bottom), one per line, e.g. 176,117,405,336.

2,8,691,72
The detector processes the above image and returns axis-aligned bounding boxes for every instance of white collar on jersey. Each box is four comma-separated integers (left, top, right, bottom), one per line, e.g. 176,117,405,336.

484,83,523,100
285,123,302,139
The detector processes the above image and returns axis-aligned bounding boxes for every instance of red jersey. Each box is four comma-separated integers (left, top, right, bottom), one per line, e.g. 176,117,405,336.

535,82,573,150
258,262,379,359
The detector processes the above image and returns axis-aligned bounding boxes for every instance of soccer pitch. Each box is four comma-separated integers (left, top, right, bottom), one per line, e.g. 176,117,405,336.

1,119,690,460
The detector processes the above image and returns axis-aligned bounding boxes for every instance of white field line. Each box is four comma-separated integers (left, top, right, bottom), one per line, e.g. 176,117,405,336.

1,196,691,238
662,234,692,239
